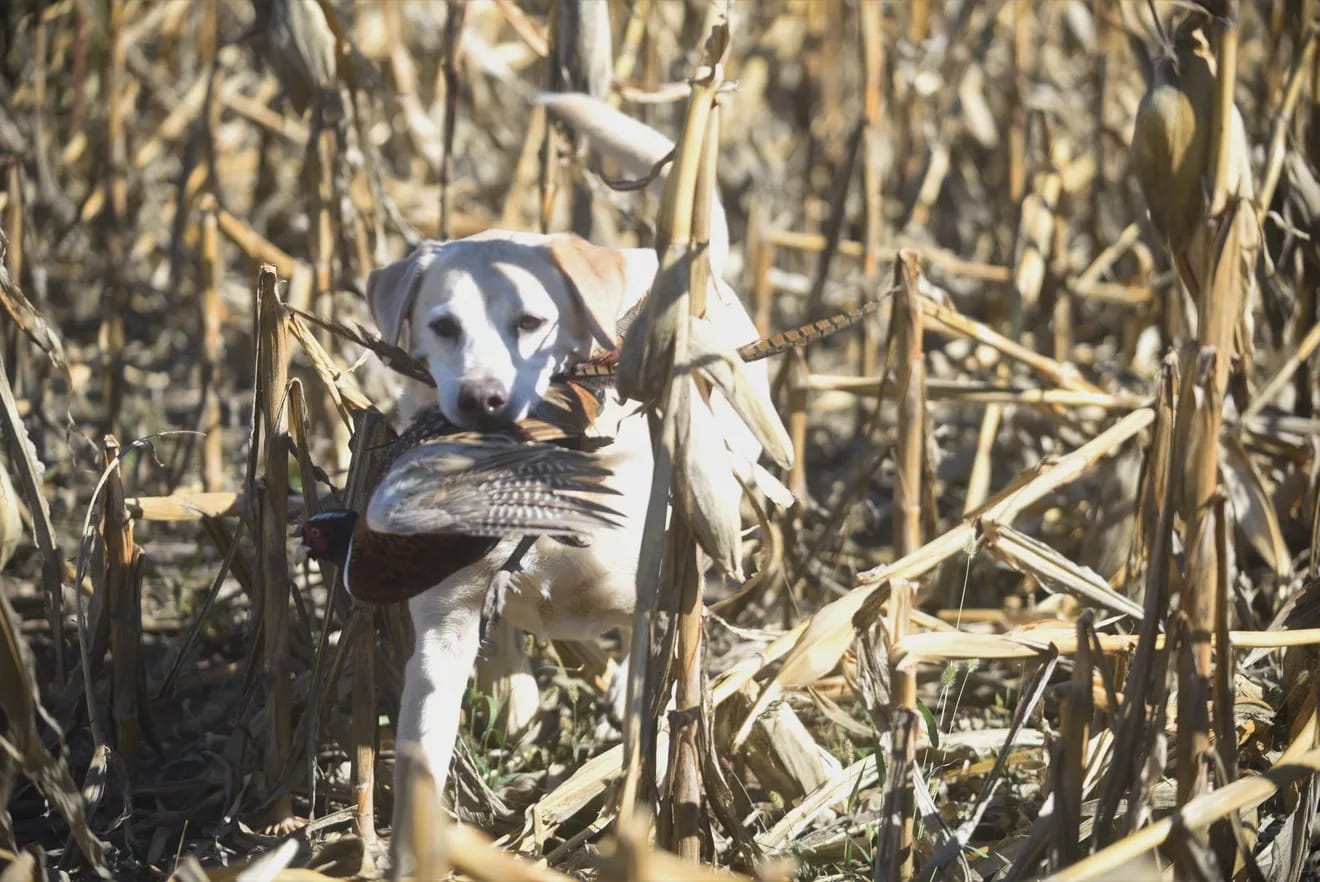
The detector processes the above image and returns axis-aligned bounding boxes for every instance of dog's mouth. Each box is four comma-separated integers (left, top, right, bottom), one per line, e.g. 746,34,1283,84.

439,407,522,432
437,409,479,431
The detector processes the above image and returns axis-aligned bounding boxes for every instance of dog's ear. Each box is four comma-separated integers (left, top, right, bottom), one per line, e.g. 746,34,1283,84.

548,234,628,351
366,245,436,346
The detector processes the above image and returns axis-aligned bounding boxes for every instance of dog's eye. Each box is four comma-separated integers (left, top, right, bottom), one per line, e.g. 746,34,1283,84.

429,316,461,340
516,314,546,333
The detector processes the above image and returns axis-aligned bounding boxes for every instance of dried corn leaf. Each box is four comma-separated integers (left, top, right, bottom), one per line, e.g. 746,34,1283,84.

688,316,793,469
185,838,340,881
447,822,578,882
0,456,21,572
675,387,745,579
1221,436,1289,578
0,230,69,376
0,591,108,874
285,312,373,425
0,350,64,627
981,520,1145,619
606,842,755,882
0,850,40,882
734,408,1156,744
756,754,879,850
523,730,671,845
127,492,243,521
616,251,689,405
1049,745,1320,881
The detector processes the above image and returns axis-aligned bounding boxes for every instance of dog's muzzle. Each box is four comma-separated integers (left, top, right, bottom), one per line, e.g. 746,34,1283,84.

457,379,509,419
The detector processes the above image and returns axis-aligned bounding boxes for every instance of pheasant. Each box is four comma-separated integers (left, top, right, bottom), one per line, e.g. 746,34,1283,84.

298,380,621,606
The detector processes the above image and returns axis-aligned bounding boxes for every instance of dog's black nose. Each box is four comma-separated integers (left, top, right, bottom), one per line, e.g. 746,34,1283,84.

458,380,508,417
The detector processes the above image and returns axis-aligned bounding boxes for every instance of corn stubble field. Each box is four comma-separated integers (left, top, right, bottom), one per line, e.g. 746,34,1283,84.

4,0,1320,879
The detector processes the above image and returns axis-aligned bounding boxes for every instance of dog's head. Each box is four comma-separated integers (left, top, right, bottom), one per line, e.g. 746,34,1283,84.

367,232,628,428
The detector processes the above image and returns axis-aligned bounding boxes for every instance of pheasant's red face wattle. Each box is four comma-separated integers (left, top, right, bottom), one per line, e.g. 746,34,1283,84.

301,523,330,556
298,510,360,570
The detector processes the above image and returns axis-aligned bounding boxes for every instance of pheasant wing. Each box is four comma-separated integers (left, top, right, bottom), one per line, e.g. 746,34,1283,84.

366,437,623,537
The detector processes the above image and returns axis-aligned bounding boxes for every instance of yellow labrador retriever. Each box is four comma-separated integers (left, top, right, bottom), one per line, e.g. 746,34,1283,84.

364,96,788,834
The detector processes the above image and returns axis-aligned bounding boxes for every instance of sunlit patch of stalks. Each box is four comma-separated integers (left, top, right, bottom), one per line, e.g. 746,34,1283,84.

9,0,1320,879
614,15,734,861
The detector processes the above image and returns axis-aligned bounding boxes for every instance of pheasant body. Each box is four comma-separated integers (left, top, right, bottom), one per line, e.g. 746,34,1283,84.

299,381,621,604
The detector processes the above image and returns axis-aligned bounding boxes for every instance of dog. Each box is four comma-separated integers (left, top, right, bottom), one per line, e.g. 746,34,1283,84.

363,95,788,837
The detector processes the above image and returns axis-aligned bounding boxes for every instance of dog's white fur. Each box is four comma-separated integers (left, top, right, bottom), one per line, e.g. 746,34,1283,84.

365,98,782,833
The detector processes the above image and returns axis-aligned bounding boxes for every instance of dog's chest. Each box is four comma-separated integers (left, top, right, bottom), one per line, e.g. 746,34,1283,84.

502,400,652,637
497,535,638,637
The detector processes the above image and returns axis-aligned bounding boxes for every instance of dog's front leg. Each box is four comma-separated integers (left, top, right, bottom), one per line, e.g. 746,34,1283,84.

394,582,483,825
